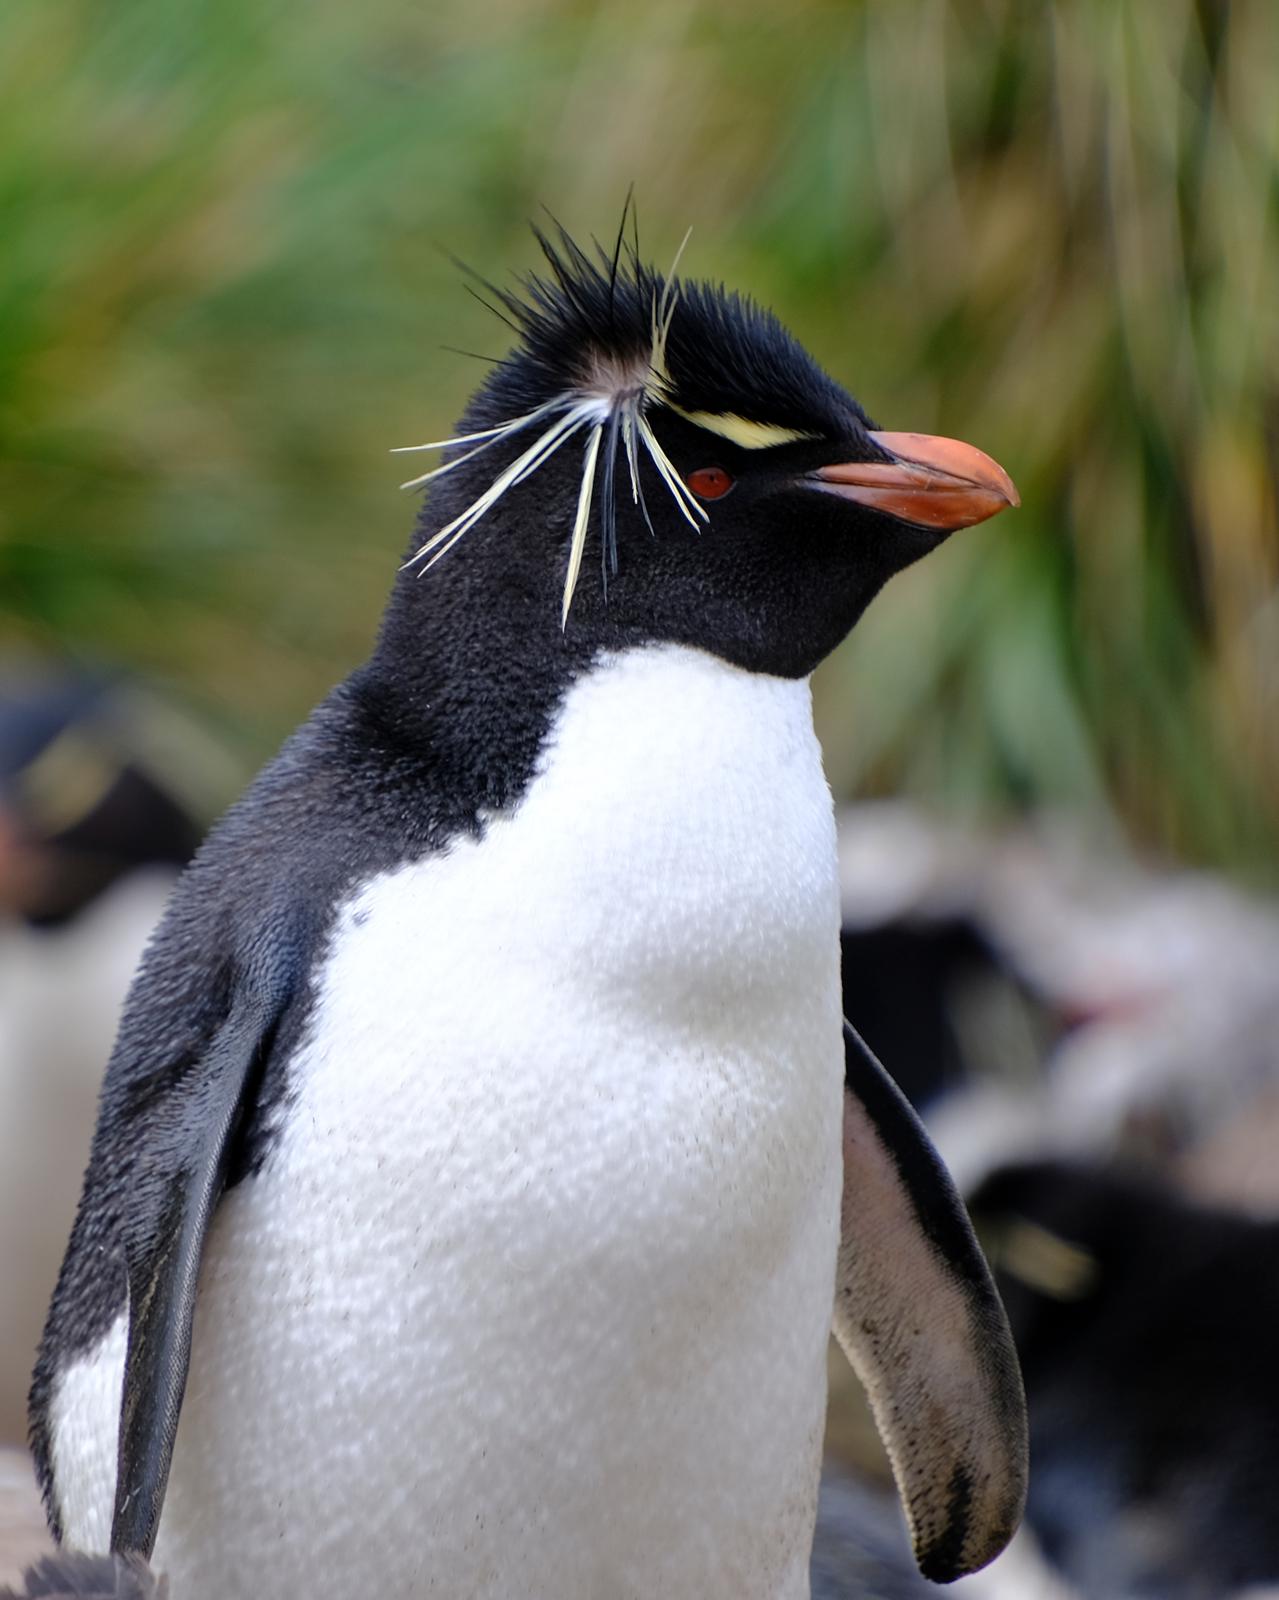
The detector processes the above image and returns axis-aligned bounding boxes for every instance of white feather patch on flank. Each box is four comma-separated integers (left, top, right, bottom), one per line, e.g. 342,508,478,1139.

49,1311,127,1553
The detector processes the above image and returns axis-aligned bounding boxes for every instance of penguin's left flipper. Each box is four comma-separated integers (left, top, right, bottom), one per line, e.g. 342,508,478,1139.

834,1021,1027,1583
111,986,285,1560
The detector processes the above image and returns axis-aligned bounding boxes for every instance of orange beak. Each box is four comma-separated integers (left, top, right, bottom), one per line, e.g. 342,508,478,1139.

810,431,1019,532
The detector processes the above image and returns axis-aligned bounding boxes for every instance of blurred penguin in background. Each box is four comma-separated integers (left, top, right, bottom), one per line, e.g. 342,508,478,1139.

0,670,205,1447
969,1160,1279,1600
835,803,1279,1599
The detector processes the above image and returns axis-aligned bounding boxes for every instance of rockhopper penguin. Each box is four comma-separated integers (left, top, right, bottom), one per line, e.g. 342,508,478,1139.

31,222,1026,1597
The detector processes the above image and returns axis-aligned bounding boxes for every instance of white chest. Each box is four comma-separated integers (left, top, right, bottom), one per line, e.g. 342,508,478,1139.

134,646,844,1596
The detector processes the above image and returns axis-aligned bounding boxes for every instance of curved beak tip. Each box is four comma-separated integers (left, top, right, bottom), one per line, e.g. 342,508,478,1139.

812,430,1020,532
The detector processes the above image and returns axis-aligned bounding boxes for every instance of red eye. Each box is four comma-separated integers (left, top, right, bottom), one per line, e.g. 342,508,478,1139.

685,466,734,500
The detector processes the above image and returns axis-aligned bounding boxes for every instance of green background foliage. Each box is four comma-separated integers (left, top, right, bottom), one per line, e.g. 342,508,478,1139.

3,0,1276,875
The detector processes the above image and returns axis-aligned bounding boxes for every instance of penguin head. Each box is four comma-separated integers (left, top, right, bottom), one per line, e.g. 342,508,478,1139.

397,223,1018,679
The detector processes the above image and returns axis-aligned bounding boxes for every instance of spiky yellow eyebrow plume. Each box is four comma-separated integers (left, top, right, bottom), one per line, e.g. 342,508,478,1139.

648,227,691,390
390,399,567,490
562,424,604,629
404,401,594,572
636,410,704,529
394,229,710,627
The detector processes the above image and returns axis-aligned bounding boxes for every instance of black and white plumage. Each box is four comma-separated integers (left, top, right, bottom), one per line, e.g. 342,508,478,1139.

32,223,1023,1597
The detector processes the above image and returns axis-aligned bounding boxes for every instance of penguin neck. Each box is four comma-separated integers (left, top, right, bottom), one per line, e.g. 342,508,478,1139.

354,550,594,818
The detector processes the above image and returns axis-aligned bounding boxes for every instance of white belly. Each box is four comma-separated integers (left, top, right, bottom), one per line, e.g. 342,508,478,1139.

72,644,846,1598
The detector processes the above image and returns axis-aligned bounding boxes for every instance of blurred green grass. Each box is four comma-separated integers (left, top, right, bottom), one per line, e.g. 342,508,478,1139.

1,0,1276,875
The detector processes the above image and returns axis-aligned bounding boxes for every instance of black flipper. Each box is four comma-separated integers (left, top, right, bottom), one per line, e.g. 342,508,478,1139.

111,987,284,1558
834,1021,1028,1583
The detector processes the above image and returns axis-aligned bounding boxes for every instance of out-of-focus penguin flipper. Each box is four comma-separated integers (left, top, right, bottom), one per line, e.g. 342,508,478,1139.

834,1021,1027,1583
3,1552,167,1599
111,988,283,1560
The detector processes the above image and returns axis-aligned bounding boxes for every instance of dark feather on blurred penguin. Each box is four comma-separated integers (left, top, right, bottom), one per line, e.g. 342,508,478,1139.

32,215,1024,1597
1,1552,164,1600
974,1159,1279,1598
